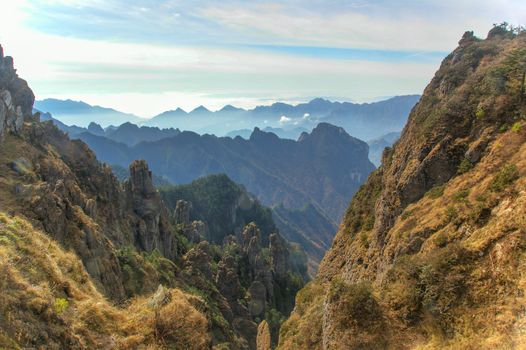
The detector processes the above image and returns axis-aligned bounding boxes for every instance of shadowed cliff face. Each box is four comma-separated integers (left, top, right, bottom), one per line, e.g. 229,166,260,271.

279,27,526,349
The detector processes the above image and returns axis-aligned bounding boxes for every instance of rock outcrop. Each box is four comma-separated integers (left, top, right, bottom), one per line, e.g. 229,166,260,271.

125,160,177,260
0,44,34,141
174,199,191,225
270,232,290,279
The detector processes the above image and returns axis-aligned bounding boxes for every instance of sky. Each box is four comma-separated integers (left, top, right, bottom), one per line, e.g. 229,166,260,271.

0,0,524,118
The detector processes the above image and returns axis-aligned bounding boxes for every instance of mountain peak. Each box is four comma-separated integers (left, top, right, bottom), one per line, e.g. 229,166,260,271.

191,105,210,113
220,104,243,112
87,122,104,135
308,97,331,106
308,122,348,138
249,127,279,142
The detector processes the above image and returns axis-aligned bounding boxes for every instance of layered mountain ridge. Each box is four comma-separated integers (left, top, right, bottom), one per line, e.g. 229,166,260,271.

35,94,418,141
69,121,375,271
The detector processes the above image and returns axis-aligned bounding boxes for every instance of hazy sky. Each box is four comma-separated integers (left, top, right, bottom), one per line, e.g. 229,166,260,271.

0,0,524,117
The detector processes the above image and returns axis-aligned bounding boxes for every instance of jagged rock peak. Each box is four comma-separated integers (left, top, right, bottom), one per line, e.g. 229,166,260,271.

0,44,35,141
87,121,104,135
242,222,261,250
459,30,478,47
249,127,279,142
128,159,156,195
174,199,191,226
309,122,347,137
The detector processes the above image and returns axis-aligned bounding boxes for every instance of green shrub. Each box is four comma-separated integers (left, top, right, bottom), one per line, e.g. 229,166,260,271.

453,189,470,202
490,164,519,192
418,244,471,327
327,280,382,329
401,209,414,221
362,215,375,231
426,185,445,199
53,298,69,315
475,108,485,119
511,122,522,132
457,158,473,174
445,206,458,222
499,123,510,133
359,231,369,248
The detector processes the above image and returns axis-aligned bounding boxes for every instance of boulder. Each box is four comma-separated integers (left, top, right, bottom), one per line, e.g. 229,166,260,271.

148,284,172,309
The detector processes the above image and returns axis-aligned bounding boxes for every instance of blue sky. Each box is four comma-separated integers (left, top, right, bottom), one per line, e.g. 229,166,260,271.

0,0,524,117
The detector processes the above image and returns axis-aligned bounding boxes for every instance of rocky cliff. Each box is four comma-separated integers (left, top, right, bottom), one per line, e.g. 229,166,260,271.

279,25,526,349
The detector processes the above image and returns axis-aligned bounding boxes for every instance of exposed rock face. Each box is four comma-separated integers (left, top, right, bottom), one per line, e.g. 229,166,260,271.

1,87,26,140
270,233,290,279
279,28,526,349
174,199,191,225
184,241,214,280
125,160,177,260
242,223,274,303
0,45,34,142
216,255,243,301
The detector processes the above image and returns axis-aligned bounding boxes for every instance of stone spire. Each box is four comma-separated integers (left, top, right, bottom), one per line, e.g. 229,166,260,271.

174,199,190,226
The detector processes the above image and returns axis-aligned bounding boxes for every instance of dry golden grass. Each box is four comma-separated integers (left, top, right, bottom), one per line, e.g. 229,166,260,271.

0,212,210,350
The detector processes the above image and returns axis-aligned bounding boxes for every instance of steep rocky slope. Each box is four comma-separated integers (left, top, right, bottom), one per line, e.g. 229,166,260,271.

279,26,526,349
0,44,306,349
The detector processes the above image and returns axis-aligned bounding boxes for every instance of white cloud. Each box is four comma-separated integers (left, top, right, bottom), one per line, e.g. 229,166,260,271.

279,116,292,125
201,0,526,51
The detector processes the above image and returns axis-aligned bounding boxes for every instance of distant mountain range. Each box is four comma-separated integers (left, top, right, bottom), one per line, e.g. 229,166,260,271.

35,95,419,141
144,95,419,140
34,98,145,127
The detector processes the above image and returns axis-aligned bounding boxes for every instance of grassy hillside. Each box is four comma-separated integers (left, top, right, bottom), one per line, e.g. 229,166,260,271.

279,25,526,349
0,213,209,350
